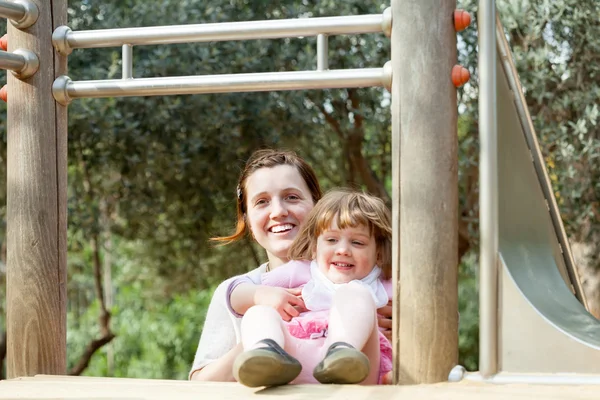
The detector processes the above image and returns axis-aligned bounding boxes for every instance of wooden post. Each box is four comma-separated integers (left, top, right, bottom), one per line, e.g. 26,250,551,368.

6,0,68,378
391,0,459,384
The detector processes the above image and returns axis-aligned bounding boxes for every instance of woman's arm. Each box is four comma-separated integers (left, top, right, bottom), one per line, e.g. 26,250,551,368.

188,280,238,380
190,343,242,381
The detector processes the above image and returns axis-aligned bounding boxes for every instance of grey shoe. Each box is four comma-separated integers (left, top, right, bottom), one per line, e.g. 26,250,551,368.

233,339,302,387
313,342,370,384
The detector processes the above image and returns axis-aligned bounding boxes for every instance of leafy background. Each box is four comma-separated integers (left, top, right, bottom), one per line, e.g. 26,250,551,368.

1,0,599,378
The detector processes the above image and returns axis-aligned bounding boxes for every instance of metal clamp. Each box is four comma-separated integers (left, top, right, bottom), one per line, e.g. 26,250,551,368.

52,25,73,56
382,60,392,92
12,48,38,78
52,75,72,105
382,7,392,38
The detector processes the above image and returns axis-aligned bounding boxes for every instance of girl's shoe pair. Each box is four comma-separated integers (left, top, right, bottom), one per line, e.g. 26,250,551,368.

233,339,370,387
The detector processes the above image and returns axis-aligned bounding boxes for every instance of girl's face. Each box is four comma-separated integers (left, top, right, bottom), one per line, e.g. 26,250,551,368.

315,221,378,284
245,165,315,268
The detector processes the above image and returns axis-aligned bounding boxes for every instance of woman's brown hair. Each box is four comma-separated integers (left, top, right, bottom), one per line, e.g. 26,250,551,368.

211,149,322,244
288,189,392,279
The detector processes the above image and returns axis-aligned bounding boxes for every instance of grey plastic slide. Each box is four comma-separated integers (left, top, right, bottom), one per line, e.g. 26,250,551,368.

496,19,600,348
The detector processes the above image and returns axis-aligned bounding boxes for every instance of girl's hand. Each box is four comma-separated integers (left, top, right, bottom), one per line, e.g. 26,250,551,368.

254,286,306,322
377,300,393,342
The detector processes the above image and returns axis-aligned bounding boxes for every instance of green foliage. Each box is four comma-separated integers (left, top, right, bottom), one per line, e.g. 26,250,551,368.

458,251,479,371
68,239,214,378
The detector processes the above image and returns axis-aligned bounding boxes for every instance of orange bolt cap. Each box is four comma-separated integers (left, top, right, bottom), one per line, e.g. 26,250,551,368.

454,10,472,32
0,85,7,103
452,65,470,87
0,34,7,51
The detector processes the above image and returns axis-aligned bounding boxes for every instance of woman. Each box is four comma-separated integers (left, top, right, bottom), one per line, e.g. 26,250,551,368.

189,149,393,382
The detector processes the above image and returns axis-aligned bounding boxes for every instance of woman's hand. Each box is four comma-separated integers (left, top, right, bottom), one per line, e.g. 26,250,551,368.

254,286,306,322
377,300,393,342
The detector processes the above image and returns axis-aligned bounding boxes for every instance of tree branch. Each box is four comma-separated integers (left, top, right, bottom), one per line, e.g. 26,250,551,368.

71,144,115,375
68,333,116,376
316,104,345,141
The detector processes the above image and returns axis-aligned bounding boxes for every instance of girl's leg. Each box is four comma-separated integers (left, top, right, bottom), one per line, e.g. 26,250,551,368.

241,305,285,350
314,283,380,384
234,305,301,387
327,283,377,349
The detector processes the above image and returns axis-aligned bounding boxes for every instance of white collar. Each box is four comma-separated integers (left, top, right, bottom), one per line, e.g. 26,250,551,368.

301,260,389,311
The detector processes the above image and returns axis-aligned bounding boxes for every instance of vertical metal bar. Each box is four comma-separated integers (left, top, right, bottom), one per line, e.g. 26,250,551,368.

122,44,133,79
478,0,499,378
317,34,328,71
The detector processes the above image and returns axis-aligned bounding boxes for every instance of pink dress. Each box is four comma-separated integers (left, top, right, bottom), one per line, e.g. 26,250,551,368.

260,260,393,384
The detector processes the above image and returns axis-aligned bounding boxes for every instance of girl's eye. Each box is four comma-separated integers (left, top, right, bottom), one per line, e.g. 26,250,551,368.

352,241,365,246
326,238,337,243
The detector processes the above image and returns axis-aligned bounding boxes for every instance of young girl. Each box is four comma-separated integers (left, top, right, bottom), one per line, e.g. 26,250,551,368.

227,189,393,387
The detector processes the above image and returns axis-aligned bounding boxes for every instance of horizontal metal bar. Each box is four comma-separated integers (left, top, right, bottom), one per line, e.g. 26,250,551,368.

53,13,385,55
53,66,390,105
0,48,38,78
0,49,26,71
0,0,24,20
0,0,38,28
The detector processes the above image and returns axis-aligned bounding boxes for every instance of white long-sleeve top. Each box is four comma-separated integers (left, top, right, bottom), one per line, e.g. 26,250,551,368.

188,263,267,378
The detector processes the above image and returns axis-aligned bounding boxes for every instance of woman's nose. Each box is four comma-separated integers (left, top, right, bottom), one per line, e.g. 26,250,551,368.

269,198,288,218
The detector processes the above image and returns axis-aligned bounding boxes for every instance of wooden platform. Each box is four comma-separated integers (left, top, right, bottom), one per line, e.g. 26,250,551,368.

0,375,598,399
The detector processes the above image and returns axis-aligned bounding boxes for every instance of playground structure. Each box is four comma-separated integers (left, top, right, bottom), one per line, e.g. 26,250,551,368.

1,0,600,398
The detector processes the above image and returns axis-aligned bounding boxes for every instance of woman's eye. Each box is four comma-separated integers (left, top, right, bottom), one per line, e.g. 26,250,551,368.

286,194,300,201
255,199,268,206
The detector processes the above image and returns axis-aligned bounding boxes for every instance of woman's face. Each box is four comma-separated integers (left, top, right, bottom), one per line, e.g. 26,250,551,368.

244,165,315,268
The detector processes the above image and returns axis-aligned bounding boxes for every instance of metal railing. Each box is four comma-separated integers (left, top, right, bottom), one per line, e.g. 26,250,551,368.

52,10,391,54
51,9,392,102
53,64,392,105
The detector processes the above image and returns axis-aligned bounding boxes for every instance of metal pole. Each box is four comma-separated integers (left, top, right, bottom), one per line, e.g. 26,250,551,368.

478,0,499,378
0,0,38,28
122,44,132,79
317,34,328,71
53,13,384,54
53,67,390,105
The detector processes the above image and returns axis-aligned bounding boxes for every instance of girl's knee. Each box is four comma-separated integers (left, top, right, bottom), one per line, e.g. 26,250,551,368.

244,305,280,321
334,283,376,307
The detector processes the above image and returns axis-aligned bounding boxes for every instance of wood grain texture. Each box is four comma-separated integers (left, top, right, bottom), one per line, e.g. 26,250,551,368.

1,376,600,400
391,0,459,384
6,0,68,378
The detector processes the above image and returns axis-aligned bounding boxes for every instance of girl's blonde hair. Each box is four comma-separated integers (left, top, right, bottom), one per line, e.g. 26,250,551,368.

288,189,392,279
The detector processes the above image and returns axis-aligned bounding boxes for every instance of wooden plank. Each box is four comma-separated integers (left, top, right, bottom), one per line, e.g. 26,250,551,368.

6,0,68,378
392,0,459,384
1,377,600,400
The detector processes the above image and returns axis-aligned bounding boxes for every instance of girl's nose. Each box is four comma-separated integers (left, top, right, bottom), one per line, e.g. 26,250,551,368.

335,242,351,256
